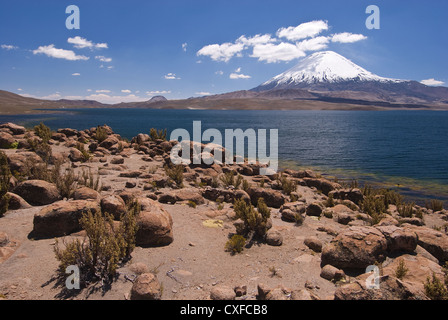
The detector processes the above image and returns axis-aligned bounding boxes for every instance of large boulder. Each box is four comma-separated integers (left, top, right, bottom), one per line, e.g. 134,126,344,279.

32,200,100,238
405,225,448,263
247,187,285,208
321,226,388,270
100,195,127,220
334,275,428,300
7,152,43,173
13,180,61,206
303,178,341,196
0,123,26,135
0,132,16,149
130,273,162,300
135,200,174,247
329,188,364,205
73,187,100,201
375,225,418,253
6,192,31,210
280,201,306,222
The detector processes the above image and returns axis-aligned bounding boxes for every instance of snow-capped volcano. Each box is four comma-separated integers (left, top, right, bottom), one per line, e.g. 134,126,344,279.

254,51,402,91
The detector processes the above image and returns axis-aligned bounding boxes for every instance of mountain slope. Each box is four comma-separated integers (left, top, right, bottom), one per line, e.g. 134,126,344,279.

252,51,448,105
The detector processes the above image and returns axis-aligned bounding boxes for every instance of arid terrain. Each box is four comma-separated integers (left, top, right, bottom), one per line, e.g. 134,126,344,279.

0,122,447,300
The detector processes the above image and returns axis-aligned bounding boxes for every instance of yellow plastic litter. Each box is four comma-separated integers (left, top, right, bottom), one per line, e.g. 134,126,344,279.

202,219,223,228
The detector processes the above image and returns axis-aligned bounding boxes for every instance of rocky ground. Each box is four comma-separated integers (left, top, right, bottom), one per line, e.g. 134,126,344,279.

0,122,447,300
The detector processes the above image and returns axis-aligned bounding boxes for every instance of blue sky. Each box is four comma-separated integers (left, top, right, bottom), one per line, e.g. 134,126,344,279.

0,0,447,103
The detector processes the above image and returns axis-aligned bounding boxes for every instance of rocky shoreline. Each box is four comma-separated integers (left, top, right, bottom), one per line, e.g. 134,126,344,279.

0,121,447,300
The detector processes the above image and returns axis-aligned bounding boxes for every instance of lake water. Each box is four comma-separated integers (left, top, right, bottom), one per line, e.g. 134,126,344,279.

1,108,447,203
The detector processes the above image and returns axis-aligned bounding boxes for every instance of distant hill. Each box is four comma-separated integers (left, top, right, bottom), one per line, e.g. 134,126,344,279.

2,52,448,114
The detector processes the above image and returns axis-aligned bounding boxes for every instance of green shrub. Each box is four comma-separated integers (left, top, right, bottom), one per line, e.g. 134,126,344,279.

34,122,52,143
54,204,139,285
395,258,409,279
225,235,246,255
233,197,270,240
220,171,243,189
424,273,448,300
149,128,167,141
0,151,11,216
78,169,101,192
242,179,250,193
426,199,445,212
95,126,108,143
397,202,415,218
187,200,197,208
275,173,297,195
164,164,184,188
75,142,91,163
323,194,335,208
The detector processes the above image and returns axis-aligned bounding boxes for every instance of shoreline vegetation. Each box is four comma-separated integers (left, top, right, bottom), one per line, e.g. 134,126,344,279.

0,121,447,301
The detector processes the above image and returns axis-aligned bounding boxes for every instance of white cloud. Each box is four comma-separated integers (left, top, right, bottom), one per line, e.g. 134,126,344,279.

96,89,111,93
251,42,305,63
33,45,89,61
67,36,108,49
230,73,251,79
21,93,62,100
121,89,132,93
235,67,242,73
277,20,329,41
86,89,92,92
197,42,244,62
146,90,171,95
297,36,330,52
331,32,367,43
195,91,212,96
421,78,445,86
1,44,18,50
236,34,276,46
17,88,23,91
72,73,81,76
215,70,224,75
182,43,188,52
95,55,112,62
164,73,180,80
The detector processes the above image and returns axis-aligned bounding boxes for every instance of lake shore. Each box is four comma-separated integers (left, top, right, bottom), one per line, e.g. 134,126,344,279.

0,122,447,301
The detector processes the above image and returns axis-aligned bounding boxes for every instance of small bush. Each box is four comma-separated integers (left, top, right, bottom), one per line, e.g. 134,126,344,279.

242,179,250,193
164,164,184,188
424,273,448,300
34,122,52,143
323,194,335,208
75,142,91,163
225,235,246,255
234,197,270,240
426,199,445,212
95,126,108,143
220,171,243,189
187,200,197,208
0,151,11,216
395,259,409,279
397,202,415,218
56,166,78,199
149,128,167,141
54,205,139,285
78,169,101,192
277,174,297,196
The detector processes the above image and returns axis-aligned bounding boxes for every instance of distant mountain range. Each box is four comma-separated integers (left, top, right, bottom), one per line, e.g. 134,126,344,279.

1,51,448,114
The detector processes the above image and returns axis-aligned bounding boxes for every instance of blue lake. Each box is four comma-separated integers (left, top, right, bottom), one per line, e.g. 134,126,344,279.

1,108,447,203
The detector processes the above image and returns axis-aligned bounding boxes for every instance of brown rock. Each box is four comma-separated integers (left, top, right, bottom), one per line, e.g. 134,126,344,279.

130,273,162,300
247,187,285,208
32,200,100,238
73,187,100,201
375,225,418,253
0,123,26,135
304,236,323,252
210,286,236,300
306,202,323,217
266,229,283,246
135,200,174,247
321,226,388,269
329,188,364,205
303,178,341,196
0,132,15,149
405,225,448,263
13,180,61,206
100,195,127,220
6,192,31,210
320,264,346,282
